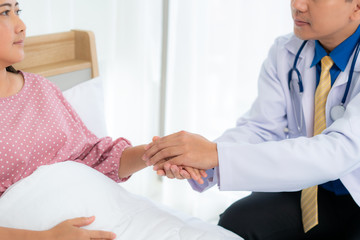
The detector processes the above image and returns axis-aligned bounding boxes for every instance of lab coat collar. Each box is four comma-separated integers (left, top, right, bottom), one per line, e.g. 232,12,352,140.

332,43,360,89
284,34,360,72
284,34,315,62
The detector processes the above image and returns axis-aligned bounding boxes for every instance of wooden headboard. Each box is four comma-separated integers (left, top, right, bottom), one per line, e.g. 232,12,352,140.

13,30,99,91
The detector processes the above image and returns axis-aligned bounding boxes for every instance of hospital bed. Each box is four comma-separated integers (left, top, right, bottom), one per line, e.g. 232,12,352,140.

14,29,99,91
1,30,242,240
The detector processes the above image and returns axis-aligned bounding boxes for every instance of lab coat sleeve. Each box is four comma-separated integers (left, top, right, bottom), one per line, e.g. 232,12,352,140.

188,168,220,192
188,169,218,192
217,92,360,192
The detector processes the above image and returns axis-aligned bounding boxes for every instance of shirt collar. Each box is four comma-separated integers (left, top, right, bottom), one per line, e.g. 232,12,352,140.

311,25,360,71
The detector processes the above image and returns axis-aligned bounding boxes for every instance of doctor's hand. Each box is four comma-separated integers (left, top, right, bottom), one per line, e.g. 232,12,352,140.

146,136,207,184
143,131,219,171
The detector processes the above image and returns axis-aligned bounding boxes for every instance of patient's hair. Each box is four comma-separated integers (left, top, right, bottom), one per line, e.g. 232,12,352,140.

6,66,18,73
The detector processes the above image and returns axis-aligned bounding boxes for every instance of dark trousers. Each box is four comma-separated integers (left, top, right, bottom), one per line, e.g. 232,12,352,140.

218,188,360,240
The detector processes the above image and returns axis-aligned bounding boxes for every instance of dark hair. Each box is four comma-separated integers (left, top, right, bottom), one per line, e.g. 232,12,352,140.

6,66,18,73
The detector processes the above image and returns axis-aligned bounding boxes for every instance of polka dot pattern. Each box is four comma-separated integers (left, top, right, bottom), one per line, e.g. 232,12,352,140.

0,72,131,196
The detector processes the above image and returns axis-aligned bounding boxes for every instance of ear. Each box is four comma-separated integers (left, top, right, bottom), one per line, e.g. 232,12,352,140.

350,0,360,21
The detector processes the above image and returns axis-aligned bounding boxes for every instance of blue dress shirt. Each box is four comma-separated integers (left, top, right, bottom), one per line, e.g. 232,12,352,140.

310,25,360,195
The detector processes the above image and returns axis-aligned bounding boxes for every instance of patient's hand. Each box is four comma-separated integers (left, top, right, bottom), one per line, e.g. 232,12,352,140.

156,161,207,184
45,216,116,240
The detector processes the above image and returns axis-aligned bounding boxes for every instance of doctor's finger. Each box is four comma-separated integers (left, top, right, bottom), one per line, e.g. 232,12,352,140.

200,169,208,178
152,136,161,142
163,163,175,179
143,141,176,162
151,159,167,169
179,169,191,179
170,165,185,179
177,166,193,179
183,167,203,183
153,155,185,171
146,146,184,166
157,169,165,176
144,136,161,151
143,132,187,159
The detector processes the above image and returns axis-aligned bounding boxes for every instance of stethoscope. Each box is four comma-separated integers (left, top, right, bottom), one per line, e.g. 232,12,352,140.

288,39,360,133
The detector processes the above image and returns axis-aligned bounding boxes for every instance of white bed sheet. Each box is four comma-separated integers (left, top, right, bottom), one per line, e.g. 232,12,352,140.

0,161,241,240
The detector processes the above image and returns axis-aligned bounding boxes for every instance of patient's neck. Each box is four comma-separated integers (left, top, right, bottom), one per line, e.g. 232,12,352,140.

0,70,24,98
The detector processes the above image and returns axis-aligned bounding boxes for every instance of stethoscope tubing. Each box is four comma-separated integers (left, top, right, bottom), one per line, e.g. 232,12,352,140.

342,39,360,105
288,38,360,130
288,40,308,93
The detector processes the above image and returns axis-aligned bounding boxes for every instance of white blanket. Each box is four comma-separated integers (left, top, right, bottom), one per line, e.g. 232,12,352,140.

0,161,241,240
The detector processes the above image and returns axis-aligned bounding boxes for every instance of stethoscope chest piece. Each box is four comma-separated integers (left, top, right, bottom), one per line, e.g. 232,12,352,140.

330,105,346,121
289,38,360,129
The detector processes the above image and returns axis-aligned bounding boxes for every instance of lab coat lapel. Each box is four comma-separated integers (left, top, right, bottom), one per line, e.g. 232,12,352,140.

297,41,316,137
332,63,350,88
326,62,349,121
327,50,360,122
332,48,360,88
284,37,317,137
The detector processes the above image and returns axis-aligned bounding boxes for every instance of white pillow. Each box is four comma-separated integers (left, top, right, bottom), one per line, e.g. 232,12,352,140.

62,77,108,138
0,162,241,240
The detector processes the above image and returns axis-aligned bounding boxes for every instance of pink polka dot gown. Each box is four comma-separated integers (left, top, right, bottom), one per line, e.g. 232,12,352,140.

0,72,131,196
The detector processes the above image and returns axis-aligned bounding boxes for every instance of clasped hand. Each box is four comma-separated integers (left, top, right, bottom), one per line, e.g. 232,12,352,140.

142,131,219,184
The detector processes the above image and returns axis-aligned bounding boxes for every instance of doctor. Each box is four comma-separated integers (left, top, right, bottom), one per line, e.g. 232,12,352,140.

143,0,360,239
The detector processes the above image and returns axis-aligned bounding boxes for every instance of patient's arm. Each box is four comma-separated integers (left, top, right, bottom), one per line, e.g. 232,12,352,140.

118,144,206,183
0,216,116,240
118,145,148,178
0,226,45,240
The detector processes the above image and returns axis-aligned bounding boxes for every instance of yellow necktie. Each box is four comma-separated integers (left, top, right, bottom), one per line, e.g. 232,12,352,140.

301,55,334,233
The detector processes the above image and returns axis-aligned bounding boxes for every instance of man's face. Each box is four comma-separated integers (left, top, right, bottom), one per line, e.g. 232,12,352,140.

291,0,358,51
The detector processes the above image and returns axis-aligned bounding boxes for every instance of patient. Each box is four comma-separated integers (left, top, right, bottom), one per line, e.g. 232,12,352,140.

0,1,206,239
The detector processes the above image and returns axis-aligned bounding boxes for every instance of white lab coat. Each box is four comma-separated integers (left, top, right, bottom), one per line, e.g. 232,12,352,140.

190,33,360,207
